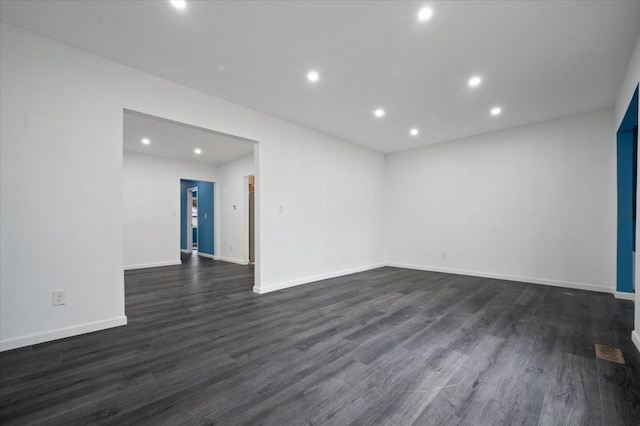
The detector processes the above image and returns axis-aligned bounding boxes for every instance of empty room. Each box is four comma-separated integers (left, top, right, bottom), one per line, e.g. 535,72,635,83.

0,1,639,425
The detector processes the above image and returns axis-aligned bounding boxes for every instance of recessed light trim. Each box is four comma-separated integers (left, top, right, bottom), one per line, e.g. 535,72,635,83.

141,138,151,145
307,71,320,83
490,107,502,116
410,128,419,136
418,7,433,22
170,0,187,10
194,148,202,154
373,108,386,118
468,76,482,88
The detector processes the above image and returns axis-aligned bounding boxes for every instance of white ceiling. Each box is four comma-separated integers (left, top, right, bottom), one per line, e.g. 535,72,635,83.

2,1,639,154
123,110,254,166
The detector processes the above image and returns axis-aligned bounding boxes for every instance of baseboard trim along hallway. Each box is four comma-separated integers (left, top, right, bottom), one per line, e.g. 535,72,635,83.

254,263,386,294
632,330,640,354
254,261,613,295
214,256,247,265
124,261,182,270
386,262,612,294
614,291,636,301
0,315,128,352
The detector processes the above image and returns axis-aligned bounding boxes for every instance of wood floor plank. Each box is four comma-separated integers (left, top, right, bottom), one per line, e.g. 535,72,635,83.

538,352,602,426
597,354,640,425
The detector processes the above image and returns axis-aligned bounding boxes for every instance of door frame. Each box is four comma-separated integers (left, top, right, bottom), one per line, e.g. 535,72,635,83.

243,175,252,264
616,85,638,297
186,186,198,254
123,108,261,292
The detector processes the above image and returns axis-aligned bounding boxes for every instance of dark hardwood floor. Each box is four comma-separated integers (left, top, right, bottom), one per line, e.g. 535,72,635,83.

1,254,639,425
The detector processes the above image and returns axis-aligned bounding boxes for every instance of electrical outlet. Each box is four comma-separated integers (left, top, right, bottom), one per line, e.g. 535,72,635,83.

376,248,380,256
441,251,447,259
230,246,233,252
52,290,66,306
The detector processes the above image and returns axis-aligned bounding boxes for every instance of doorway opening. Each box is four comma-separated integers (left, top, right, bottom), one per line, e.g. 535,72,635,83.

616,85,638,297
245,175,256,264
122,108,260,290
187,187,198,253
180,179,214,258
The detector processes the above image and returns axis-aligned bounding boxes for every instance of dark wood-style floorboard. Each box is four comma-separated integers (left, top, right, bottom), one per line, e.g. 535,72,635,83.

1,254,639,425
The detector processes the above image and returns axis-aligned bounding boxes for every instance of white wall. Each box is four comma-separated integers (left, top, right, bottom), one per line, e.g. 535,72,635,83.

385,109,616,293
0,23,385,350
1,25,127,351
123,152,220,269
615,33,640,351
218,155,255,264
615,34,640,129
255,132,385,293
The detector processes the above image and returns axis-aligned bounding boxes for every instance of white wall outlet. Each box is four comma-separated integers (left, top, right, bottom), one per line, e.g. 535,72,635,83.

230,246,233,252
441,251,447,259
204,213,207,219
376,248,380,256
52,290,66,306
278,204,285,214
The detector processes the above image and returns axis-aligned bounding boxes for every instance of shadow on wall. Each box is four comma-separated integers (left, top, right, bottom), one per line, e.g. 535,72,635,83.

180,179,214,256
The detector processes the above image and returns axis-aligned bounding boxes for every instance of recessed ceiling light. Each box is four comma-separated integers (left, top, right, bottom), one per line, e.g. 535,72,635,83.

307,71,320,82
194,148,202,154
410,128,419,136
141,138,151,145
373,108,386,118
490,107,502,116
170,0,186,10
418,7,433,22
468,76,482,88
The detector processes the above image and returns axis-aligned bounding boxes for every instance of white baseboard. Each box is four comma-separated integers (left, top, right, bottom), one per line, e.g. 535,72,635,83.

124,260,182,270
180,249,189,253
252,260,613,296
197,252,216,259
385,262,612,294
614,291,635,301
632,330,640,355
216,256,248,265
254,263,385,294
0,315,128,352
